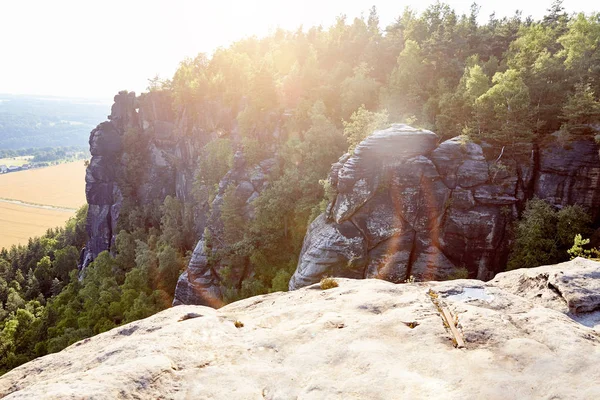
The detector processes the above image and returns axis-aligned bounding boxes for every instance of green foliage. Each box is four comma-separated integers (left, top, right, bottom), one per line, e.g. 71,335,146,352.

241,136,270,166
507,199,593,270
157,244,184,297
556,205,593,247
159,196,195,251
164,4,599,144
0,206,90,373
475,69,533,142
197,138,233,188
567,234,600,259
561,83,600,128
383,39,427,121
340,63,380,119
446,268,470,280
558,12,600,72
53,246,79,283
342,105,389,150
0,197,195,375
220,184,247,243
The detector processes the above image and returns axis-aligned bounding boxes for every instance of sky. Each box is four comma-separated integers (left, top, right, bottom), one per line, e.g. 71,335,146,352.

0,0,597,100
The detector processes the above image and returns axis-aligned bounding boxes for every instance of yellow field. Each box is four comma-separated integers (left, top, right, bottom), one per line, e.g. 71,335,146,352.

0,155,33,167
0,161,86,249
0,161,86,208
0,202,76,249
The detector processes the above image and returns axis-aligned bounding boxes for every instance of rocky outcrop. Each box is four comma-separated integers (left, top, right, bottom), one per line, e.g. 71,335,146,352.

81,91,278,304
81,92,137,268
2,258,600,399
81,91,216,270
173,152,276,306
170,240,223,308
536,139,600,220
81,94,600,305
290,125,600,290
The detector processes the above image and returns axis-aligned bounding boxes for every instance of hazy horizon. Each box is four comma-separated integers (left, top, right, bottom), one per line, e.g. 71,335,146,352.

1,0,597,101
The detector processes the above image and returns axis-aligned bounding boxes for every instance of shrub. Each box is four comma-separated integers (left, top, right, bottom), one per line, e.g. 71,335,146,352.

446,268,470,280
567,234,600,260
320,277,338,290
507,199,593,270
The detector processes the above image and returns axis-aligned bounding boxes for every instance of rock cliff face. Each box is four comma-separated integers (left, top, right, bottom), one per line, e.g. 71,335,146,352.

82,94,600,305
173,152,276,307
290,124,600,290
82,91,231,270
2,258,600,399
82,92,276,306
82,92,137,268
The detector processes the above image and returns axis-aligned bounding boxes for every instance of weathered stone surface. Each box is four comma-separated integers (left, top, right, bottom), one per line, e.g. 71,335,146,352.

288,214,367,290
456,159,489,188
172,240,223,308
430,137,464,188
81,93,135,269
3,260,600,399
293,129,575,289
391,155,450,231
536,140,600,219
332,124,437,223
350,192,408,249
473,184,517,205
430,137,486,188
450,187,476,209
364,231,414,282
173,154,277,306
439,205,511,280
88,122,122,157
490,258,600,314
82,91,207,271
409,235,457,281
82,92,600,308
108,91,138,132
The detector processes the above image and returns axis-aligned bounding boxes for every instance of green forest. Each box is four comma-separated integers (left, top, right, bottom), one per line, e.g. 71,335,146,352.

2,1,600,375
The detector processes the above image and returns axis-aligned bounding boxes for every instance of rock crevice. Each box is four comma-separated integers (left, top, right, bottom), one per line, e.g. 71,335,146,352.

290,125,600,290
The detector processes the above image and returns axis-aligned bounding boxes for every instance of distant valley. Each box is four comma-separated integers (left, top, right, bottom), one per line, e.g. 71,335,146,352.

0,94,108,148
0,94,97,248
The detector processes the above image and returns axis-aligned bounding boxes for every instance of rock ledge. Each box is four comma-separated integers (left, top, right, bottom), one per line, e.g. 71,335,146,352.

1,258,599,399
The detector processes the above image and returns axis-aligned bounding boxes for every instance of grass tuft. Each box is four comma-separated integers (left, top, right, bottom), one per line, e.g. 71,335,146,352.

320,276,339,290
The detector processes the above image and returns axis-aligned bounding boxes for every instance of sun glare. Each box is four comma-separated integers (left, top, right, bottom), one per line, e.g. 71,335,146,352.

2,0,596,99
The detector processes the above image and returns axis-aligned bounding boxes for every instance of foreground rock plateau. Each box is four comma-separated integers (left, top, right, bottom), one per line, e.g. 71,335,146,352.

2,258,600,399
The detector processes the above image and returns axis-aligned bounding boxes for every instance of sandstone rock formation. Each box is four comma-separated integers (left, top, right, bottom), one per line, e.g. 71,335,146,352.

81,94,600,306
2,258,599,399
82,91,277,304
173,153,276,307
81,91,243,268
290,124,600,290
81,91,137,268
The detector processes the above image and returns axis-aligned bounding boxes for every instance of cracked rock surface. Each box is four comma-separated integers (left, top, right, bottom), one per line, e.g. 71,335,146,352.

290,124,600,289
2,259,599,399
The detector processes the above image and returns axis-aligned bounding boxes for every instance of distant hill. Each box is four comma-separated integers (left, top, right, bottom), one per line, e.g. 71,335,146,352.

0,94,109,149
